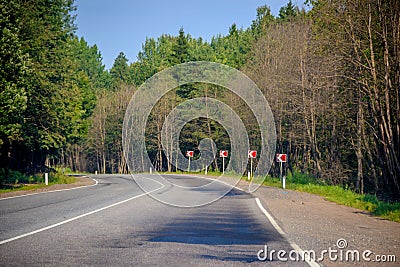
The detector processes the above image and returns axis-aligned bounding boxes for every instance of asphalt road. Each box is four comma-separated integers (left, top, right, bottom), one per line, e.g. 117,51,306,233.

0,174,310,266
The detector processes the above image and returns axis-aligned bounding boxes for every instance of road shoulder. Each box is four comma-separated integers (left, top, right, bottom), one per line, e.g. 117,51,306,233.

0,176,95,199
203,175,399,266
251,184,399,266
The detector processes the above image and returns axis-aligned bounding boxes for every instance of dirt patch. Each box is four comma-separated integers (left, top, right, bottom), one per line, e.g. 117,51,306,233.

0,176,95,199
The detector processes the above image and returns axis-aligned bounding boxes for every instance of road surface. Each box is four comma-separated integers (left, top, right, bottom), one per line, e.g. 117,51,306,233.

0,174,311,266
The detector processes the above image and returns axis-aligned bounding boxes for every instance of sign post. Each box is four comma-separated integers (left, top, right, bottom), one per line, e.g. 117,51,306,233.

219,150,228,174
276,154,287,188
248,150,257,179
186,151,194,172
251,158,253,178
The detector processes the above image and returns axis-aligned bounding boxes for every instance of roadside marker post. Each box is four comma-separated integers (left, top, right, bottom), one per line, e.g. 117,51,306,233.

251,158,253,178
219,150,228,174
186,151,194,172
276,154,287,188
248,150,257,179
44,173,48,186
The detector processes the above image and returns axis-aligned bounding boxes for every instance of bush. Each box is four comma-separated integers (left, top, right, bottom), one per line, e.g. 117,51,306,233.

0,168,76,187
0,169,29,184
49,172,76,184
286,170,321,185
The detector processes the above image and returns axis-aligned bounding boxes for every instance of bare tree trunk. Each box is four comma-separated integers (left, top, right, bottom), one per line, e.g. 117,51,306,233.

205,90,217,171
356,95,364,193
156,114,163,172
367,1,400,193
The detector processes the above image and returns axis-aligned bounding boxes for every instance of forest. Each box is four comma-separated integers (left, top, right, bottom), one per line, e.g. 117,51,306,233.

0,0,399,198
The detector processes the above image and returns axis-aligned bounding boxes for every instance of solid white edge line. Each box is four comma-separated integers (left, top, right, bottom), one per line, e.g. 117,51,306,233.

0,179,164,245
0,178,99,201
255,197,319,267
154,174,318,266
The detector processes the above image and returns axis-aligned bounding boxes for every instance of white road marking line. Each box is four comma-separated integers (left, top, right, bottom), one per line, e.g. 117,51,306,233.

161,173,245,191
0,181,164,245
255,197,319,267
0,178,98,201
198,176,245,191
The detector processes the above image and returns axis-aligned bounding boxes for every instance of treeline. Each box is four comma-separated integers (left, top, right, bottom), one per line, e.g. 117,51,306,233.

247,0,399,196
0,1,399,197
0,0,107,180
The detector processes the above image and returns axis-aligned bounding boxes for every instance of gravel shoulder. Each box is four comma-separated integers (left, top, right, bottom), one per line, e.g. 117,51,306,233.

0,176,95,199
225,177,399,267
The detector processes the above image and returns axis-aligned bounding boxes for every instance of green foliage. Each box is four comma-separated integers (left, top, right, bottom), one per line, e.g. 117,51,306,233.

70,36,109,90
16,0,79,152
170,27,190,65
0,0,98,174
49,172,76,184
278,0,299,21
286,170,322,185
131,25,256,87
295,184,400,222
1,169,26,184
0,0,28,147
0,168,76,193
210,25,254,68
110,52,131,87
250,5,275,37
55,166,74,174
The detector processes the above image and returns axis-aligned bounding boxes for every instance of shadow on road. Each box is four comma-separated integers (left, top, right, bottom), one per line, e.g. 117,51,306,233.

147,189,284,246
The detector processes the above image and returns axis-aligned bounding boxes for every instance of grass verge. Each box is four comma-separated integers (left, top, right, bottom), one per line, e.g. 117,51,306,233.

261,172,400,223
0,169,77,194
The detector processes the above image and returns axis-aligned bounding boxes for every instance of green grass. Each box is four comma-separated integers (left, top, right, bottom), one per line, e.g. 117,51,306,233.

261,172,400,223
54,166,90,175
0,169,77,194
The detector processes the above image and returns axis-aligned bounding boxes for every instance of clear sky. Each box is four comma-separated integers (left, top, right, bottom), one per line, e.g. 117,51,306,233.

74,0,304,69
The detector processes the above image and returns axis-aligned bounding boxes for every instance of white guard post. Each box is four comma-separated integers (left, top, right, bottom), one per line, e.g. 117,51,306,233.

276,154,287,189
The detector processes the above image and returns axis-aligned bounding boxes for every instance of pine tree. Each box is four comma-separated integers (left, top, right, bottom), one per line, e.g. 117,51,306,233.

110,52,130,85
170,27,190,65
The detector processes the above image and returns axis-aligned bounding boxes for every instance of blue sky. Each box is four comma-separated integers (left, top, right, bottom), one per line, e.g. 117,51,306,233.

74,0,304,69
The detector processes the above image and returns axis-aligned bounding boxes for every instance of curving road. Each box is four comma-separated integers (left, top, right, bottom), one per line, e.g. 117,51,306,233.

0,174,310,266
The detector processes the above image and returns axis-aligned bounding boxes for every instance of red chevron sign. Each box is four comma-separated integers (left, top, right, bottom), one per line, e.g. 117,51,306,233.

220,150,228,157
276,154,287,162
248,150,257,158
